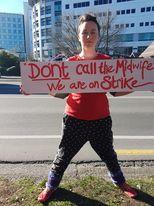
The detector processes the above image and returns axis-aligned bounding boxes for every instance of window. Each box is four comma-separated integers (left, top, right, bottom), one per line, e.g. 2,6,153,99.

41,18,45,26
41,7,45,15
74,3,77,8
145,22,149,26
121,10,125,14
126,24,129,28
152,6,154,11
118,33,134,42
131,23,134,27
41,29,45,36
146,7,151,12
46,17,51,25
141,7,145,12
42,0,51,3
115,24,119,29
140,22,144,27
131,9,135,13
151,22,154,26
138,32,154,41
46,6,51,14
126,9,130,14
73,1,90,8
116,10,120,15
117,0,134,2
54,1,61,11
94,0,112,5
55,11,61,16
65,4,69,9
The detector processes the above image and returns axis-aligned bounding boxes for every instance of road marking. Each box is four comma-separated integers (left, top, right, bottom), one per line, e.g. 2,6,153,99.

0,136,153,155
0,135,154,139
116,149,154,155
114,136,154,139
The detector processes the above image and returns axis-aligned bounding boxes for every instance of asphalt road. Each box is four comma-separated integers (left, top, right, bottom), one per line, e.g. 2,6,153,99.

0,92,154,161
0,93,153,136
0,79,154,161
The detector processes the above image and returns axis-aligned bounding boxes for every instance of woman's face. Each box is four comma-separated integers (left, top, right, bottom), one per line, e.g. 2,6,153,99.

78,21,99,50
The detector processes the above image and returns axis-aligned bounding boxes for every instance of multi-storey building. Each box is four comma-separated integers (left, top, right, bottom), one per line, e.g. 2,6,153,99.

28,0,62,60
24,2,33,59
62,0,154,57
0,12,26,58
29,0,154,60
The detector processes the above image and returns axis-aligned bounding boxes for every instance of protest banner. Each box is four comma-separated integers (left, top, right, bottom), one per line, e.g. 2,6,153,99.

20,58,154,94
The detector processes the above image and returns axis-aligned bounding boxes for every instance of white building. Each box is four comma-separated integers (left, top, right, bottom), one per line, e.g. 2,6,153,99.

28,0,62,61
62,0,154,57
28,0,154,59
24,2,33,59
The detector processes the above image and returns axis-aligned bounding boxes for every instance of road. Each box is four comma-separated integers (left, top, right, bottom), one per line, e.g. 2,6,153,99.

0,80,154,161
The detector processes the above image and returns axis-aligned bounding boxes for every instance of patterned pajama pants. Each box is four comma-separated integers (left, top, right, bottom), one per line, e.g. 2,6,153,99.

46,115,125,189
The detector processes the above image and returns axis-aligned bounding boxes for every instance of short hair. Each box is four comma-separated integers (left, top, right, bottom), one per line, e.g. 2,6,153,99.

78,14,101,34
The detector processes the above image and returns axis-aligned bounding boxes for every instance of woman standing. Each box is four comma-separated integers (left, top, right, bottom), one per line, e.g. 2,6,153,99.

38,13,137,203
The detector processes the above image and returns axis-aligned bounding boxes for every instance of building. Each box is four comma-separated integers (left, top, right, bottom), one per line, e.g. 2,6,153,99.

29,0,154,60
62,0,154,57
24,2,33,59
0,12,26,58
28,0,62,61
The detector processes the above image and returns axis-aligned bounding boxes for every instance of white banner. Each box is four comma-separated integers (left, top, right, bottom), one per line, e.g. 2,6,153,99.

20,58,154,94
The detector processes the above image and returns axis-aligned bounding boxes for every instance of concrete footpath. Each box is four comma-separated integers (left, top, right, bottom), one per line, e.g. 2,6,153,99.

0,161,153,182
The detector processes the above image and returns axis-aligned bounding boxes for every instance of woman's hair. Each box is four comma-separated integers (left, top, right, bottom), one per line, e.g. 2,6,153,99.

78,13,101,34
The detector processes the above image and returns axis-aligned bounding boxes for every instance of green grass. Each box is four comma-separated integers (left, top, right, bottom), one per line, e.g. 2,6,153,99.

0,176,153,206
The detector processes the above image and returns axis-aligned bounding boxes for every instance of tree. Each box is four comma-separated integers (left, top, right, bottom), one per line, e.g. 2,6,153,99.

0,51,20,76
52,13,122,57
97,11,122,55
53,16,80,57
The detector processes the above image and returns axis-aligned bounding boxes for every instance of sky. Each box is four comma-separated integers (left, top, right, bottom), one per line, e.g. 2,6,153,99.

0,0,28,14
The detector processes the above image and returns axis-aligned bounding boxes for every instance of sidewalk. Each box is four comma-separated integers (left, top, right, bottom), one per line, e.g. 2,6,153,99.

0,161,153,182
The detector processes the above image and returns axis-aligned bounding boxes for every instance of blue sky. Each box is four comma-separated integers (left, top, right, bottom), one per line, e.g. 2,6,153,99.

0,0,28,14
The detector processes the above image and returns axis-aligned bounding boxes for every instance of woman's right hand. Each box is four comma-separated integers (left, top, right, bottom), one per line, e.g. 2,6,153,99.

20,85,31,95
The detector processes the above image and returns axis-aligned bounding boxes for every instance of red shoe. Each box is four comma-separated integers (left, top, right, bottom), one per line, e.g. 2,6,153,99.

38,188,56,203
118,182,138,198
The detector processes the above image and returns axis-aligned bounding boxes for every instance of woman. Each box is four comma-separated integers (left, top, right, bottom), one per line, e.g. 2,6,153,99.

38,13,137,203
